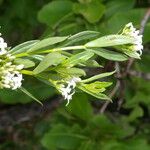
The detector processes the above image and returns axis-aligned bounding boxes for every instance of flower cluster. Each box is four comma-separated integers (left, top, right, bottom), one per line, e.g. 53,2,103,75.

0,33,7,55
121,22,143,58
59,77,81,106
0,34,24,90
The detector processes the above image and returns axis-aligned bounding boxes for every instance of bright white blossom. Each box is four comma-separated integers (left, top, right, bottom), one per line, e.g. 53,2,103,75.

0,35,7,55
59,77,81,106
0,33,24,90
121,22,143,58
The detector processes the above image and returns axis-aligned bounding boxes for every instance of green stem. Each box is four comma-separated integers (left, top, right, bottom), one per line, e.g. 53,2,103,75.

40,45,86,53
21,70,34,76
14,45,86,58
15,53,29,58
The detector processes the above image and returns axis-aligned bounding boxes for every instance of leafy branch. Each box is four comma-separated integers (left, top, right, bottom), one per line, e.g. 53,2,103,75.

0,23,143,105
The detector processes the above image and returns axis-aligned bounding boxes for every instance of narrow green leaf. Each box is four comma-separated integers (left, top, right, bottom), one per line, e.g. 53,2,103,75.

128,106,143,122
14,58,35,68
28,36,68,53
61,51,102,67
85,34,135,47
82,60,103,68
124,51,141,59
78,86,111,101
63,31,100,46
62,51,94,67
20,87,43,105
88,48,128,61
81,81,112,93
81,71,115,83
10,40,39,54
31,55,44,61
56,67,86,76
33,52,65,74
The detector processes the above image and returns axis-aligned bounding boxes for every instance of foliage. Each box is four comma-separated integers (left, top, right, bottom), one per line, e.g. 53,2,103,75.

1,19,140,104
0,0,150,150
41,93,150,150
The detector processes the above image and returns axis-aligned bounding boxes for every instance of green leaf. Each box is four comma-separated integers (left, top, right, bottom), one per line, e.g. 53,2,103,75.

78,141,97,150
106,9,146,33
73,0,105,23
61,51,102,67
56,67,86,77
41,124,87,150
20,87,42,105
82,71,115,83
135,54,150,73
38,0,73,27
0,80,54,104
42,133,85,149
125,138,150,150
67,93,93,120
90,115,134,138
143,23,150,43
14,58,35,68
124,78,150,108
85,35,135,47
124,51,140,59
82,60,102,68
127,105,143,122
105,0,135,18
31,55,44,61
88,48,128,61
33,52,65,74
10,40,39,54
81,81,112,93
63,31,100,46
62,51,94,67
78,85,111,101
28,36,68,53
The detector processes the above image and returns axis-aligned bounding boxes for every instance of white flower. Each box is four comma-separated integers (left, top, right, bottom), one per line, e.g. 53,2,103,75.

0,51,24,90
59,77,81,106
11,73,23,90
2,72,22,90
0,33,24,90
0,36,7,55
121,22,143,57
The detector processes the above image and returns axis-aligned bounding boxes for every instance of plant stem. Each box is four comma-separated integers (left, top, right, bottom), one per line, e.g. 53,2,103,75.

21,70,34,75
41,45,86,53
15,53,29,58
14,45,86,58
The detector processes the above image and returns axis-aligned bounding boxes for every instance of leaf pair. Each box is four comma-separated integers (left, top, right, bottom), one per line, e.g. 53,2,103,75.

77,71,115,101
33,51,94,75
85,34,136,61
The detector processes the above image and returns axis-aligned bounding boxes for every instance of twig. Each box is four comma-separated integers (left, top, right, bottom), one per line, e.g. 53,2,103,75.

100,62,120,113
100,8,150,114
128,70,150,80
140,8,150,35
100,81,120,113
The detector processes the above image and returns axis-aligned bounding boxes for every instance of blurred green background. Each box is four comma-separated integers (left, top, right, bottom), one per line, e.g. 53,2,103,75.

0,0,150,150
